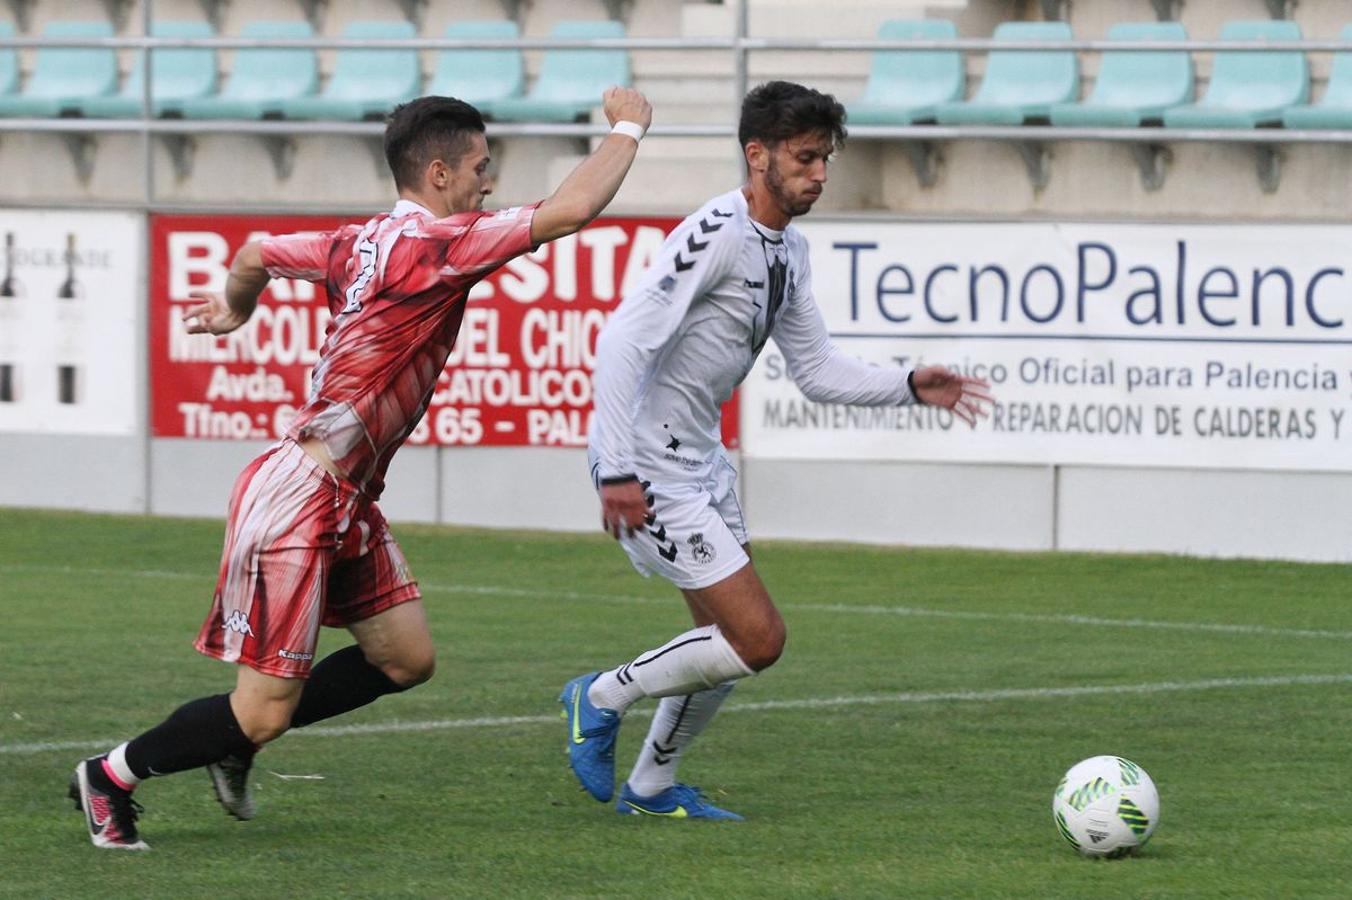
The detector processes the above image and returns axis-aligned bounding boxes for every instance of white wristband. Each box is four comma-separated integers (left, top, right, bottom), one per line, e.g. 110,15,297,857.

611,120,646,143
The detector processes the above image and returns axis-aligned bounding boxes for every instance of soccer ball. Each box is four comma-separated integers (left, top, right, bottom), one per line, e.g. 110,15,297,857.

1052,755,1159,858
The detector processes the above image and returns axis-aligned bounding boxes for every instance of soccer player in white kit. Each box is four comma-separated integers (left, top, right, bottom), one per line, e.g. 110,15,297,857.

561,81,993,819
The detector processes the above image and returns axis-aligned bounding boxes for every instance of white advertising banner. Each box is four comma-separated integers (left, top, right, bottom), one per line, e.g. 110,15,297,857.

0,210,141,434
744,222,1352,471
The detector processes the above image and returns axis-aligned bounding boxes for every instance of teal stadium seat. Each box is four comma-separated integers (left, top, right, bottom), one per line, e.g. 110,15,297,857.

1163,20,1308,128
178,21,317,119
0,22,18,96
1282,23,1352,129
489,20,630,122
282,21,420,120
1049,22,1193,126
427,20,524,117
934,21,1078,125
79,21,218,118
846,20,965,125
0,20,117,117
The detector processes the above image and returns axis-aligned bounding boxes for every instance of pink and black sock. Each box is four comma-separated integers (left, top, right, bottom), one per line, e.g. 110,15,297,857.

109,693,256,786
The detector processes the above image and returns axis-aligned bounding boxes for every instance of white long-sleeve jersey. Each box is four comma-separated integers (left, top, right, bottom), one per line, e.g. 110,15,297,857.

590,187,916,482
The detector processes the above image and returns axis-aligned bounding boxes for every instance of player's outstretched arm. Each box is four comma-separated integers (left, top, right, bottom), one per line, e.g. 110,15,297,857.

530,87,652,245
183,241,270,336
911,365,995,427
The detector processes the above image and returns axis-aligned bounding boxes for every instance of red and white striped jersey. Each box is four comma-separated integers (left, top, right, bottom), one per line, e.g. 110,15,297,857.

261,199,538,497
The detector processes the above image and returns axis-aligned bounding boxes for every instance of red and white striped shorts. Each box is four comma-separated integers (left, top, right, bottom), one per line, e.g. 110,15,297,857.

194,439,420,679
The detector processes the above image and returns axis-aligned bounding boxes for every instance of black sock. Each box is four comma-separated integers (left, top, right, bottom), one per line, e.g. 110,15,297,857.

124,694,255,780
290,645,408,728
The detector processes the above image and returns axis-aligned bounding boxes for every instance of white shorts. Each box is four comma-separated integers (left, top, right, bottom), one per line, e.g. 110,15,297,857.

589,451,750,591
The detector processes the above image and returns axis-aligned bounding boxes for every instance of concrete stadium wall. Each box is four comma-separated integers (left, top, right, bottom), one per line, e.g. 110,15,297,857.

0,433,146,512
1057,465,1352,562
4,433,1349,563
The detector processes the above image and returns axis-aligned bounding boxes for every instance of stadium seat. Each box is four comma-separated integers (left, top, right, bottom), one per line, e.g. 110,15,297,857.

0,22,18,97
489,20,630,123
0,21,118,117
178,21,317,119
1162,20,1308,128
1049,22,1193,127
934,22,1078,125
1281,23,1352,129
426,20,524,117
846,20,965,125
281,21,420,121
79,21,218,118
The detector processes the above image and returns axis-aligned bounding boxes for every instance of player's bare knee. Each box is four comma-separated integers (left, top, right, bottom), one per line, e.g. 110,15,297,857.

247,721,289,745
748,619,787,671
381,649,436,689
237,701,294,744
731,614,785,672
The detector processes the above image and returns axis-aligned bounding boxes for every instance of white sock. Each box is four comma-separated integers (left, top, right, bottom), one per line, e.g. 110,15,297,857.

588,624,754,714
105,742,142,788
627,681,736,798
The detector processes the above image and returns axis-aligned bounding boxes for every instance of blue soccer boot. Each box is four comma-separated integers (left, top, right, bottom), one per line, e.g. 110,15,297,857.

615,782,744,821
559,672,621,802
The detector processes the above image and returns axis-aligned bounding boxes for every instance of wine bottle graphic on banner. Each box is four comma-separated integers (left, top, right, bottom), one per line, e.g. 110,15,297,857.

55,232,84,405
0,231,22,403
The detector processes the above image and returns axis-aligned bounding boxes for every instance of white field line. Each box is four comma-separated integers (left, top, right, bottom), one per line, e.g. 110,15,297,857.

4,672,1351,757
6,562,1352,642
433,583,1352,642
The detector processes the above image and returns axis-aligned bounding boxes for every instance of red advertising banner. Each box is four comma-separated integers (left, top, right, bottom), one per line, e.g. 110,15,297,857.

149,214,740,449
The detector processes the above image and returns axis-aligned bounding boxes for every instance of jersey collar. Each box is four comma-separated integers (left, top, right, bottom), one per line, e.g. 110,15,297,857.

392,198,437,219
734,188,785,240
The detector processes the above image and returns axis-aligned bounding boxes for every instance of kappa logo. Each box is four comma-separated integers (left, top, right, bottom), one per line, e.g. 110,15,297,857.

688,533,716,565
223,610,253,636
278,649,314,661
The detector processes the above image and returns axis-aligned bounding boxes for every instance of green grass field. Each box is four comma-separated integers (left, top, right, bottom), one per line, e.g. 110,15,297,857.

2,507,1351,898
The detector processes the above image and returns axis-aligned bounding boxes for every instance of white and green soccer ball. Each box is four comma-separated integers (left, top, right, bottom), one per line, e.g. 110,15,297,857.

1052,755,1159,858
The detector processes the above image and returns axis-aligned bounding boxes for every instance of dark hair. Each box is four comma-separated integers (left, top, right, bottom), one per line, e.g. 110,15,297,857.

383,96,486,189
738,80,847,151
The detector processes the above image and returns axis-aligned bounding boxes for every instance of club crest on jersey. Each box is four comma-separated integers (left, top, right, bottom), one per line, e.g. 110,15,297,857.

687,533,716,565
223,610,253,636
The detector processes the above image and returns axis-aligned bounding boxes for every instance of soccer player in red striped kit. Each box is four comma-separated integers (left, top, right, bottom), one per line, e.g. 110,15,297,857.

70,87,652,850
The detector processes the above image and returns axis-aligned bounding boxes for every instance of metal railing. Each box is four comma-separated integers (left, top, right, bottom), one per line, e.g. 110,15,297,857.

5,3,1352,205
